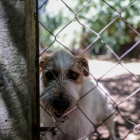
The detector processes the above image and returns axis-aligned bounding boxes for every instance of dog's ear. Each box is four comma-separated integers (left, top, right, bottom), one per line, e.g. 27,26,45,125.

79,56,89,76
40,52,50,72
40,53,48,66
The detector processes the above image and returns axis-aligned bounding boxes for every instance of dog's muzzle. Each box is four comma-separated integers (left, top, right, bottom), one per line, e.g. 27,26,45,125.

52,98,70,118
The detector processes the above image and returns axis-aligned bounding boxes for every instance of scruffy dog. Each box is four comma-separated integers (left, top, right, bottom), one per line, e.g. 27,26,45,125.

40,50,116,140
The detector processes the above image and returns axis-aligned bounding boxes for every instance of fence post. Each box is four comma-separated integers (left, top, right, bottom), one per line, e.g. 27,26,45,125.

26,0,40,139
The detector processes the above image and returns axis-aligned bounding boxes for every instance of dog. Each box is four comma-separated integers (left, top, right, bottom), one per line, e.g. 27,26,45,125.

40,50,116,140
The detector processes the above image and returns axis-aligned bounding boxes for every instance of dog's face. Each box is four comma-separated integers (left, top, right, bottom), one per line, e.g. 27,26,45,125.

40,50,89,119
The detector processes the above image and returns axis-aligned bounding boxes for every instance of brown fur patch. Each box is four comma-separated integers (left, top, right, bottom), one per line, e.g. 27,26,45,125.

78,56,89,76
40,52,52,73
42,71,49,87
74,73,83,85
66,62,84,85
41,51,89,86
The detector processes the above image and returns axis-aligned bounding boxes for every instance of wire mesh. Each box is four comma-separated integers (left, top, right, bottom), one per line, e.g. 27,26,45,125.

36,0,140,139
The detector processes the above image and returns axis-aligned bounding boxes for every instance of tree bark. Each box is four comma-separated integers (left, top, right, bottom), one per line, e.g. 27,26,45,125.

0,0,36,139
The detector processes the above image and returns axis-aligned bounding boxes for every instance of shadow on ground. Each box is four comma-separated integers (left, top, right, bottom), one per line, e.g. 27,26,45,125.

93,74,140,140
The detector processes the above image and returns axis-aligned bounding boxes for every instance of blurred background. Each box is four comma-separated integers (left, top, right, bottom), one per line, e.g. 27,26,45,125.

39,0,140,140
39,0,140,59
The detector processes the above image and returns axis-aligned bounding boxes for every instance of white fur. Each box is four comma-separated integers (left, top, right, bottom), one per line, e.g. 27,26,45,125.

40,50,116,140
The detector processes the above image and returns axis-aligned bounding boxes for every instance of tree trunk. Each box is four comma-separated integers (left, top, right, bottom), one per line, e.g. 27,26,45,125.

0,0,36,139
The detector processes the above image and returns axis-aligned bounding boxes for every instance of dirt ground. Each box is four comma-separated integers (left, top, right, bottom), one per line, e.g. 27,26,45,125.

88,59,140,140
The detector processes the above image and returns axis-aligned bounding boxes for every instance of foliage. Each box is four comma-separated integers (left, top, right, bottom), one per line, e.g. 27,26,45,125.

39,0,140,57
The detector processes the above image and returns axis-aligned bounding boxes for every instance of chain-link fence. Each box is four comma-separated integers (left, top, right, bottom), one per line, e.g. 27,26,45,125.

36,0,140,139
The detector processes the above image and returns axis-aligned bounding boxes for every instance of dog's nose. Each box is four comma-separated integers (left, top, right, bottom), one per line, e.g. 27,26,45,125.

53,98,70,112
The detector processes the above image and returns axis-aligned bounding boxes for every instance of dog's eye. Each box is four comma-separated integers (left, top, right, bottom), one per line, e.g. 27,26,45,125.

45,72,55,81
68,71,79,80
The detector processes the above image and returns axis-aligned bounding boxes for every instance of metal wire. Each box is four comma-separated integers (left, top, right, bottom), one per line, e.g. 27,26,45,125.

36,0,140,139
